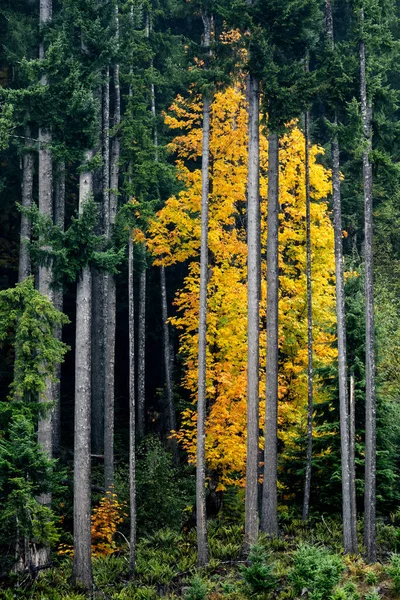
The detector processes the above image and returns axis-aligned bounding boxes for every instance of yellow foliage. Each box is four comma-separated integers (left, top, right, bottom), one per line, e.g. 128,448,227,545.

58,489,127,558
91,490,126,557
147,84,337,488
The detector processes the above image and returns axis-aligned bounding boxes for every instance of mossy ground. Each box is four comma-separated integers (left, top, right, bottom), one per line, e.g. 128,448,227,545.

1,518,400,600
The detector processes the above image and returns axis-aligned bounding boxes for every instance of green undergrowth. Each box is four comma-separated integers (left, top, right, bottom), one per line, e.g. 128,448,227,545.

2,518,400,599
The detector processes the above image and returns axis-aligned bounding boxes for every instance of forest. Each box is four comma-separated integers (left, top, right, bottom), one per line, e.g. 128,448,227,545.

1,0,400,598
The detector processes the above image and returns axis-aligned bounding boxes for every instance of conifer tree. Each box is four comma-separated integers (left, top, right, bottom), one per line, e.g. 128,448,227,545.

73,150,94,589
244,0,261,551
324,0,357,554
196,8,212,568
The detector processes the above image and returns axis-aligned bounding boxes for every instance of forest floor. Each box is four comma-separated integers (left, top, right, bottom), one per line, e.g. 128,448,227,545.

1,517,400,600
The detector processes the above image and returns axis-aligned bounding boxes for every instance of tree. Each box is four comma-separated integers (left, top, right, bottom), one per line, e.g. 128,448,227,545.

323,0,357,554
128,232,137,577
302,92,314,522
196,9,212,568
73,151,94,589
359,3,376,563
0,277,68,571
244,15,261,551
147,85,336,491
37,0,54,552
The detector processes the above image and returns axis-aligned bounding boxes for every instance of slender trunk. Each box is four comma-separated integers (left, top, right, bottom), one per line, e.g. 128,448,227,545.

91,83,106,456
261,132,279,536
349,371,357,542
302,108,314,522
18,126,34,282
360,8,376,562
161,265,178,458
73,150,93,590
102,68,111,484
325,0,357,554
137,260,146,440
53,161,65,454
37,1,53,564
91,267,104,454
128,235,137,576
104,7,120,492
196,12,211,568
244,73,260,550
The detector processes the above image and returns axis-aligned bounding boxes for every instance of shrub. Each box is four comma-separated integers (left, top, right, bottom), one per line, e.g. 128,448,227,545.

240,544,277,595
288,544,344,600
330,582,360,600
184,575,208,600
386,553,400,594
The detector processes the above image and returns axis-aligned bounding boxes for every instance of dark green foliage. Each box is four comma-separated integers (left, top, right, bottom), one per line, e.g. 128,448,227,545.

0,414,62,572
0,277,69,405
288,544,344,600
386,554,400,594
0,279,67,572
184,575,208,600
240,544,277,595
115,436,195,534
27,201,123,287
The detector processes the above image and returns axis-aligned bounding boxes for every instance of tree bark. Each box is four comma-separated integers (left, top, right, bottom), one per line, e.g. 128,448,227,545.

104,5,120,492
244,73,260,550
302,108,314,522
137,260,146,440
53,161,65,455
360,7,376,562
261,132,279,536
325,0,358,554
128,235,137,577
160,265,178,458
37,1,54,564
196,12,211,568
73,150,93,590
349,371,357,543
18,126,34,282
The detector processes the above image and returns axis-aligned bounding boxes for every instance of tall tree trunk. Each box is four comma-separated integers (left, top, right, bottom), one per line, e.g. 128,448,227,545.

360,7,376,562
325,0,358,554
302,107,314,522
196,12,211,568
53,161,65,455
244,73,260,550
128,234,137,577
261,132,279,536
18,126,34,282
349,371,357,541
37,0,54,565
73,150,93,590
160,265,178,458
104,5,120,492
137,260,146,440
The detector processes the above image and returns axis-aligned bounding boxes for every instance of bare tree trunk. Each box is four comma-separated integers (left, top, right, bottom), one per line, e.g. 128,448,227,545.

360,8,376,562
244,73,260,550
196,12,211,568
160,265,178,458
349,371,357,543
137,260,146,440
325,0,357,555
53,161,65,454
36,1,54,566
18,126,34,282
104,6,120,492
302,107,314,522
91,266,104,454
261,132,279,536
73,150,93,590
128,235,137,577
